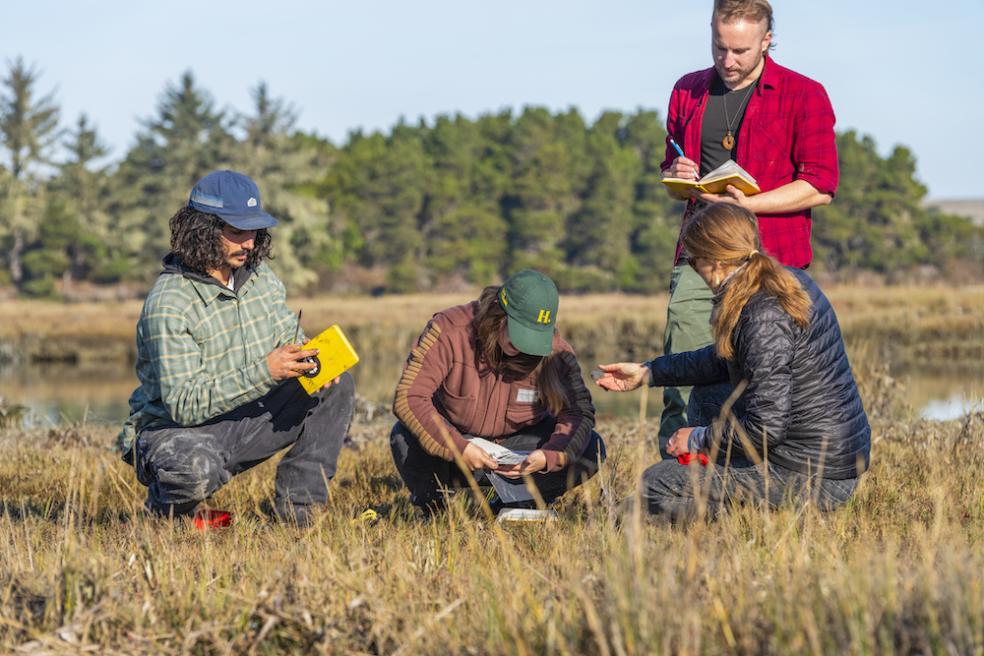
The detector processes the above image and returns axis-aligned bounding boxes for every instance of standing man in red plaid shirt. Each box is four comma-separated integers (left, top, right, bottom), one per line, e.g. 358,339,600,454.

657,0,839,455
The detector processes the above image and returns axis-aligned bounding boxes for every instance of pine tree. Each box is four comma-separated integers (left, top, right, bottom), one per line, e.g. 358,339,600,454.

322,121,430,291
564,111,640,291
504,107,588,275
49,114,112,286
107,71,235,279
814,132,930,273
624,110,681,292
421,114,507,286
0,57,60,286
238,82,336,291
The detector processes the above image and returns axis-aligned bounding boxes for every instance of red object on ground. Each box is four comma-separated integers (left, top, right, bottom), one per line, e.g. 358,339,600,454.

193,509,232,529
677,453,710,467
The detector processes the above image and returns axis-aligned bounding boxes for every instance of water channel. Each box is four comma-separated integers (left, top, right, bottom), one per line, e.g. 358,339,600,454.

1,358,980,430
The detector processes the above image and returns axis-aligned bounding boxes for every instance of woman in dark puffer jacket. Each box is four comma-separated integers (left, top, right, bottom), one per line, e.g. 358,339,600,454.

596,204,870,521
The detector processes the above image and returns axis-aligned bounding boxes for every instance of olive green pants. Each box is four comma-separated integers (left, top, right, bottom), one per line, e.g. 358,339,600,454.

658,265,724,456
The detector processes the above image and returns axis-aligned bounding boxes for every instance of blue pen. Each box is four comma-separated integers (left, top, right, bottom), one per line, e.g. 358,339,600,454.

668,137,685,159
668,137,698,180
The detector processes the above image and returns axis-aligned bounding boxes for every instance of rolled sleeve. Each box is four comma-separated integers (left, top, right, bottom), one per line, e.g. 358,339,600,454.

791,85,839,197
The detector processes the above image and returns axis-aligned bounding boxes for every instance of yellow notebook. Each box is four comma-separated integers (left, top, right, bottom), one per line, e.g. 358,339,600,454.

297,324,360,395
662,160,761,197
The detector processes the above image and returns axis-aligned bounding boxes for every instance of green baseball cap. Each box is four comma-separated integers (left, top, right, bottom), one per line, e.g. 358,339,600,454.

498,269,559,357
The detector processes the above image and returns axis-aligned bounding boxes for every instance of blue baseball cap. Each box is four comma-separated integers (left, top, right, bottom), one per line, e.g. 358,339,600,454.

188,170,278,230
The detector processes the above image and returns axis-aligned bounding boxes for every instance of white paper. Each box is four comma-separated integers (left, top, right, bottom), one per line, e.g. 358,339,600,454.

468,437,530,466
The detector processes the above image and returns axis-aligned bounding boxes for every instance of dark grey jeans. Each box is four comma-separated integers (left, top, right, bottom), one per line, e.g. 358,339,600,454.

641,456,859,523
134,373,355,521
390,419,606,511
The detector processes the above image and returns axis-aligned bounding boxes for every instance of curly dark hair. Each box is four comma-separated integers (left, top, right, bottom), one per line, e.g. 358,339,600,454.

168,207,273,274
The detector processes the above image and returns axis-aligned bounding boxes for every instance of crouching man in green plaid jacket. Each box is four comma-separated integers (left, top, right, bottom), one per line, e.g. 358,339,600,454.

118,170,355,526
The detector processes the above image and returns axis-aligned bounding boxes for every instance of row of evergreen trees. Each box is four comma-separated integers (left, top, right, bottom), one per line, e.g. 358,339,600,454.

0,58,980,297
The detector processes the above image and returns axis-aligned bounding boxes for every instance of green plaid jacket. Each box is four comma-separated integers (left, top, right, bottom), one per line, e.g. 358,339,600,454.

118,255,303,455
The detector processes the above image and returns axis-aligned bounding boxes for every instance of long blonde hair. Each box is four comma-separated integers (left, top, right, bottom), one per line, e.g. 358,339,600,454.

473,286,567,415
681,204,811,360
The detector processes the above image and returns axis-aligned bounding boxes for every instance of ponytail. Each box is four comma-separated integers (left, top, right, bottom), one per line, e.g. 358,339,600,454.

681,203,812,360
713,250,811,360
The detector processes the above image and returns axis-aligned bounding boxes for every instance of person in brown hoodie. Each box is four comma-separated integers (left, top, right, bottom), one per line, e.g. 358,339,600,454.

390,270,605,514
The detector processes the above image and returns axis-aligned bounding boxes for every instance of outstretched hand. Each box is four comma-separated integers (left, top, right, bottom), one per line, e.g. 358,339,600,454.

594,362,650,392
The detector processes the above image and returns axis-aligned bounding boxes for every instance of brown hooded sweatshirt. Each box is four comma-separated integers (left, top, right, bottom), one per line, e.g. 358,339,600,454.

393,301,595,471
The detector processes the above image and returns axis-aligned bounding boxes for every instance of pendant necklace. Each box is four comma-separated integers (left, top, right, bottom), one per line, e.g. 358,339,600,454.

721,80,757,151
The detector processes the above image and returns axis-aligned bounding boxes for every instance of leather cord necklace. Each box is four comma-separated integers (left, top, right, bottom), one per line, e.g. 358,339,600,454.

721,81,757,151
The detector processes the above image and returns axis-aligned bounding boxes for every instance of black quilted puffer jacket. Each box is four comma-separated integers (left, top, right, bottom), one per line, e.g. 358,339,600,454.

648,268,870,479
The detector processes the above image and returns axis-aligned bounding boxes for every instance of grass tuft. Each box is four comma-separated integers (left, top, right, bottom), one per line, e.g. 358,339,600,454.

1,395,983,652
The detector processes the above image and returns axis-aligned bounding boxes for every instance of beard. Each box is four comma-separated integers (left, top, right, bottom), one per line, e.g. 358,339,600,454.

226,250,250,270
717,50,764,87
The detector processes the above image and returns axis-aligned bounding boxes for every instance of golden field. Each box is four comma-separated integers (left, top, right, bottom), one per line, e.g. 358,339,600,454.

1,284,981,374
1,403,982,653
0,286,982,653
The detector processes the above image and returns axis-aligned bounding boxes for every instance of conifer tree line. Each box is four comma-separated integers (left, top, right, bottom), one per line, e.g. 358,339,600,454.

0,58,980,298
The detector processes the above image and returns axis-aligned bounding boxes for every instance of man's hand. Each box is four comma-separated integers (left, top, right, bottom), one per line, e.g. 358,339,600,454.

461,442,499,472
696,184,748,207
664,156,699,180
666,427,695,457
497,449,549,479
267,344,319,381
594,362,650,392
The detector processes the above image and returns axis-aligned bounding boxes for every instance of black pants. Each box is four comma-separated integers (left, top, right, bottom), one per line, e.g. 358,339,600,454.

389,419,606,510
640,456,859,523
134,374,355,520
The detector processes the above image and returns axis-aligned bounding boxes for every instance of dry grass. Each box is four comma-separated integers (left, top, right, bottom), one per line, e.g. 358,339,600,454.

2,286,981,366
0,293,665,342
1,377,983,653
1,287,982,653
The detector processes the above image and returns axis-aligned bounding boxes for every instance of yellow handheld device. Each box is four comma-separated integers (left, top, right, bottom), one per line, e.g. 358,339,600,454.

297,324,360,395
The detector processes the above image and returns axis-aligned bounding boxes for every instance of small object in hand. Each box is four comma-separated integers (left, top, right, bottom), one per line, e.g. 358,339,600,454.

193,509,232,529
297,324,359,395
590,369,605,381
676,452,710,467
468,437,529,466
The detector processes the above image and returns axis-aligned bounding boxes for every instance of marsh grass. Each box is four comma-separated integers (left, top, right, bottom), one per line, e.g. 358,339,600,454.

1,288,983,653
1,286,981,371
1,384,983,653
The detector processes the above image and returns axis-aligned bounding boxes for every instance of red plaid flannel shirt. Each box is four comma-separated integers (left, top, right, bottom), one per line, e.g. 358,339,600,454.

661,57,838,268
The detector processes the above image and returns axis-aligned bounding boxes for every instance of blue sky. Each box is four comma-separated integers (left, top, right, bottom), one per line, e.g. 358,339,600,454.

2,0,979,199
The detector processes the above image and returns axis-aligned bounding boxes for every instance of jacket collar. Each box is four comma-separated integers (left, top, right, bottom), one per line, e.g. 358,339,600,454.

755,55,780,95
160,253,256,306
699,55,781,97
